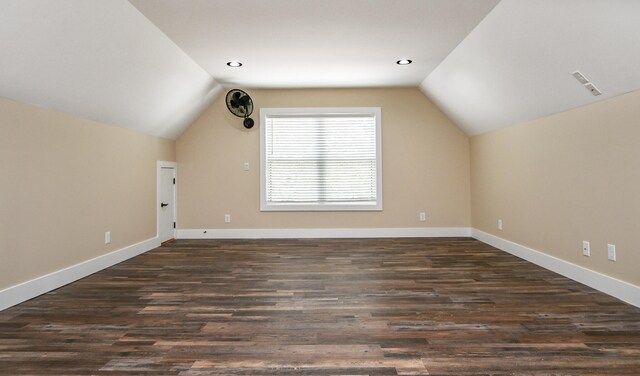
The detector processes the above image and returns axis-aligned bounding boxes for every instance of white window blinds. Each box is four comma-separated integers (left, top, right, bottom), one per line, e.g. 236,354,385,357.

260,107,382,211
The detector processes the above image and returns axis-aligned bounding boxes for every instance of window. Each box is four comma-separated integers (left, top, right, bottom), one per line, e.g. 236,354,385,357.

260,107,382,211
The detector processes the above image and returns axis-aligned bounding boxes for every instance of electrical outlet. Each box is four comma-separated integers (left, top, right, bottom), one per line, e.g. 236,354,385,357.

582,241,590,257
607,244,616,261
105,231,111,245
419,212,426,222
498,219,503,231
224,214,231,223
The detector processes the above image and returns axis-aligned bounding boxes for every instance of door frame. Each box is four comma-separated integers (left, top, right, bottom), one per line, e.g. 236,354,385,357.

157,161,177,241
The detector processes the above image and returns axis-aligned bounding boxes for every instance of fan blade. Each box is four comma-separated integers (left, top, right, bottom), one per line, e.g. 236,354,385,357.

226,90,252,117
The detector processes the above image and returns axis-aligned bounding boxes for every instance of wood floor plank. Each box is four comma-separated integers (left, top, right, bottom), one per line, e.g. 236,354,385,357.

0,237,639,375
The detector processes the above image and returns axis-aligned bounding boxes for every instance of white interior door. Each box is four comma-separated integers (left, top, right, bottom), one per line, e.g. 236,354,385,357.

159,166,175,243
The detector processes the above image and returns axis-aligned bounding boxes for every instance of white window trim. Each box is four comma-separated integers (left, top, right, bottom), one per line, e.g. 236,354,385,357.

260,107,382,212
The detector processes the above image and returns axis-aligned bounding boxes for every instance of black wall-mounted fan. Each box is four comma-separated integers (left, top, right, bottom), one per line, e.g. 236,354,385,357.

225,89,255,129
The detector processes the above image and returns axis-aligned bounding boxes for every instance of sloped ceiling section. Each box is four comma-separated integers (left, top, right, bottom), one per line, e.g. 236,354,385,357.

420,0,640,135
0,0,222,140
3,1,638,139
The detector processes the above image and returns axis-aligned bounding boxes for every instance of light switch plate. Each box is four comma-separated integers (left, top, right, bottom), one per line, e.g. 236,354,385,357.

607,244,616,261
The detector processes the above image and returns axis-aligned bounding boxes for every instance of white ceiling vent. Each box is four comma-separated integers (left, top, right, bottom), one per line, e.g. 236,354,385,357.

584,82,602,96
572,70,602,96
572,71,589,85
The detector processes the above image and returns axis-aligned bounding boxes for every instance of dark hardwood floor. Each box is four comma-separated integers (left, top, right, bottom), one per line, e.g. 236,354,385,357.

0,238,639,375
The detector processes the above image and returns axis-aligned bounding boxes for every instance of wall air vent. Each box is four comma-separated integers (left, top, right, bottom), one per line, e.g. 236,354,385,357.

572,71,589,84
584,82,602,96
572,70,601,96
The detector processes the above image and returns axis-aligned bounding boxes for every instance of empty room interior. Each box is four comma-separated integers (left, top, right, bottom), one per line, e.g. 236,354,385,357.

1,0,639,375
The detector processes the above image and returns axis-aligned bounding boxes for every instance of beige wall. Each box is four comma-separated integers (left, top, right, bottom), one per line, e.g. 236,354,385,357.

471,90,640,285
3,84,636,297
177,88,470,229
0,97,175,290
4,81,636,300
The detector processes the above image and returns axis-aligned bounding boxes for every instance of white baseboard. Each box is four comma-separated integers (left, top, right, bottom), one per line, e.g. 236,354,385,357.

0,237,160,311
178,227,471,239
472,229,640,308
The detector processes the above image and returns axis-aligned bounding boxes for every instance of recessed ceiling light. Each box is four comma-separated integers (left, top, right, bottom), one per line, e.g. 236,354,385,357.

396,59,412,65
227,61,242,67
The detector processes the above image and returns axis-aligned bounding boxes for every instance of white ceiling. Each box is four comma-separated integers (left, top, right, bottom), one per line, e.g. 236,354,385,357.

0,0,222,140
1,0,639,139
420,0,640,135
129,0,499,89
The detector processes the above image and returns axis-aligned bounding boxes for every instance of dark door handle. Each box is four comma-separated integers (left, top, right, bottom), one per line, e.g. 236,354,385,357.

160,202,169,208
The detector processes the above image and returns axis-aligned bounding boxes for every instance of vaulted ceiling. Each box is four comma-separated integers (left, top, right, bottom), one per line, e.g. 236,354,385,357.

1,1,639,139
